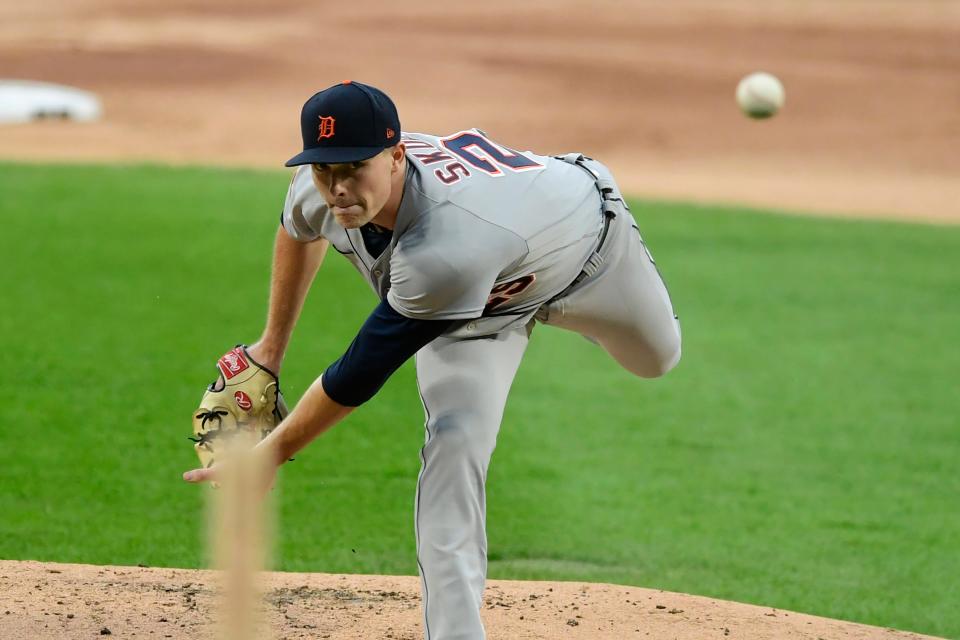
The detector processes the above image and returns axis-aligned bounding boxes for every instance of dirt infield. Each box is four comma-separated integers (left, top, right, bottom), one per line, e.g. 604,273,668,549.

1,0,958,222
0,560,946,640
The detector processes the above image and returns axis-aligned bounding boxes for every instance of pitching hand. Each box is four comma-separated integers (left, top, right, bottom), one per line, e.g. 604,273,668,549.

182,452,279,497
182,466,218,484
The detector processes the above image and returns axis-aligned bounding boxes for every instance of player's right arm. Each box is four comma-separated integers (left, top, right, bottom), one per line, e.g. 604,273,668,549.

247,226,328,374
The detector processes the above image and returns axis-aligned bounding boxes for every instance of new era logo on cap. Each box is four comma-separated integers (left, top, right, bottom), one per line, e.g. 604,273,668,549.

286,81,402,167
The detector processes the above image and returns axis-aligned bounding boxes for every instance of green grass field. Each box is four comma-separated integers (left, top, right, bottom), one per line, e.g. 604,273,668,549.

1,162,957,638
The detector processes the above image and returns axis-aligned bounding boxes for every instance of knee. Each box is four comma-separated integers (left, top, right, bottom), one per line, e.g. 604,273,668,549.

650,340,681,378
627,329,681,379
429,417,472,448
426,413,498,460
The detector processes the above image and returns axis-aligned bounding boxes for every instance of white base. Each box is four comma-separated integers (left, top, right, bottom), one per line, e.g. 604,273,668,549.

0,80,102,124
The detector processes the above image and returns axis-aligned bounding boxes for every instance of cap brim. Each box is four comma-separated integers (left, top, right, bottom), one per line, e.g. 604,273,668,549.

284,146,384,167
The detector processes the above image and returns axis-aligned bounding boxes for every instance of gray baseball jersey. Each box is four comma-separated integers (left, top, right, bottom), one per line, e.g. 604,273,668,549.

281,129,603,336
281,130,682,640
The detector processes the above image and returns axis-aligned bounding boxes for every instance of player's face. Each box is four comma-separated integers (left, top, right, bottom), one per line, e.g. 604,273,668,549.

311,149,397,229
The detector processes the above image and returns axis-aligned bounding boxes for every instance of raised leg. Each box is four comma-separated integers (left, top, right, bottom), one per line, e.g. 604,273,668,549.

537,162,681,378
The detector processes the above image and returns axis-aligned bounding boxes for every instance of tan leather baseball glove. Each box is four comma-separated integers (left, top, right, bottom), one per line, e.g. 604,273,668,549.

190,345,288,469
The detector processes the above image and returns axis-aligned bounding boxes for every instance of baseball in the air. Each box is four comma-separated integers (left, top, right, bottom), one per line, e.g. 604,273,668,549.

736,72,785,119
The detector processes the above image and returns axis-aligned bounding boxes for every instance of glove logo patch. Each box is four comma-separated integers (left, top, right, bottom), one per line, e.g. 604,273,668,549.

234,391,253,411
218,347,250,380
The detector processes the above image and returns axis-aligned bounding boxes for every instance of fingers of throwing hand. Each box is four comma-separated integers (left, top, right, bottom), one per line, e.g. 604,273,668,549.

183,467,215,483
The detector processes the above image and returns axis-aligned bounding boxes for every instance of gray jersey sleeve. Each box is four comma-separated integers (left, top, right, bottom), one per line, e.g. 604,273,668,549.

387,208,527,320
280,166,328,242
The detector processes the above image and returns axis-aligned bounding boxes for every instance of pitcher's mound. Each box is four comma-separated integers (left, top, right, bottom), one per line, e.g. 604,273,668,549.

0,560,942,639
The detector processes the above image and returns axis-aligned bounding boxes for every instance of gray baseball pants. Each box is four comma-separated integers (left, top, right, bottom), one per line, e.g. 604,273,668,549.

413,161,681,640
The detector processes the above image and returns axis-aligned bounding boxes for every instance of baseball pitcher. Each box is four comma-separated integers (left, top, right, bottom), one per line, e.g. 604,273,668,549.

184,80,681,640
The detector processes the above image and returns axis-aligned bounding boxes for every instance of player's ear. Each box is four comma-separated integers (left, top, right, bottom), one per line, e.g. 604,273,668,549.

390,143,405,171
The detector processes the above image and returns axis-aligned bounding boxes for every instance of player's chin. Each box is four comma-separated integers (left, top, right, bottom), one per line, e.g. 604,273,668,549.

332,207,367,228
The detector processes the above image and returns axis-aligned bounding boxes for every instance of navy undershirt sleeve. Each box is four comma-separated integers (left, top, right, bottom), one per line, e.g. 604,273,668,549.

321,298,454,407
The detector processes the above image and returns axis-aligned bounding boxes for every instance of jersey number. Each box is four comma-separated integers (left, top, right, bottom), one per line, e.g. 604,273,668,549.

405,131,543,185
484,274,536,313
441,132,542,177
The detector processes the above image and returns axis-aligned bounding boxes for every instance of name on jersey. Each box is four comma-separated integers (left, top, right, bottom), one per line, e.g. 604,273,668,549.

403,131,544,185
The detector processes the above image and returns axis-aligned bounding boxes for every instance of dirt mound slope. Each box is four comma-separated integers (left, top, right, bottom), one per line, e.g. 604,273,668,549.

1,0,958,223
0,560,944,639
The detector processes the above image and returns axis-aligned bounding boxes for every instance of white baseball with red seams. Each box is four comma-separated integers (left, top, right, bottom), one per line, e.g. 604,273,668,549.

736,72,785,119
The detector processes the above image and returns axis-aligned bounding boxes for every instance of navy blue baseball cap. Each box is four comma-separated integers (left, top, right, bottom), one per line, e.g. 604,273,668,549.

285,81,401,167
